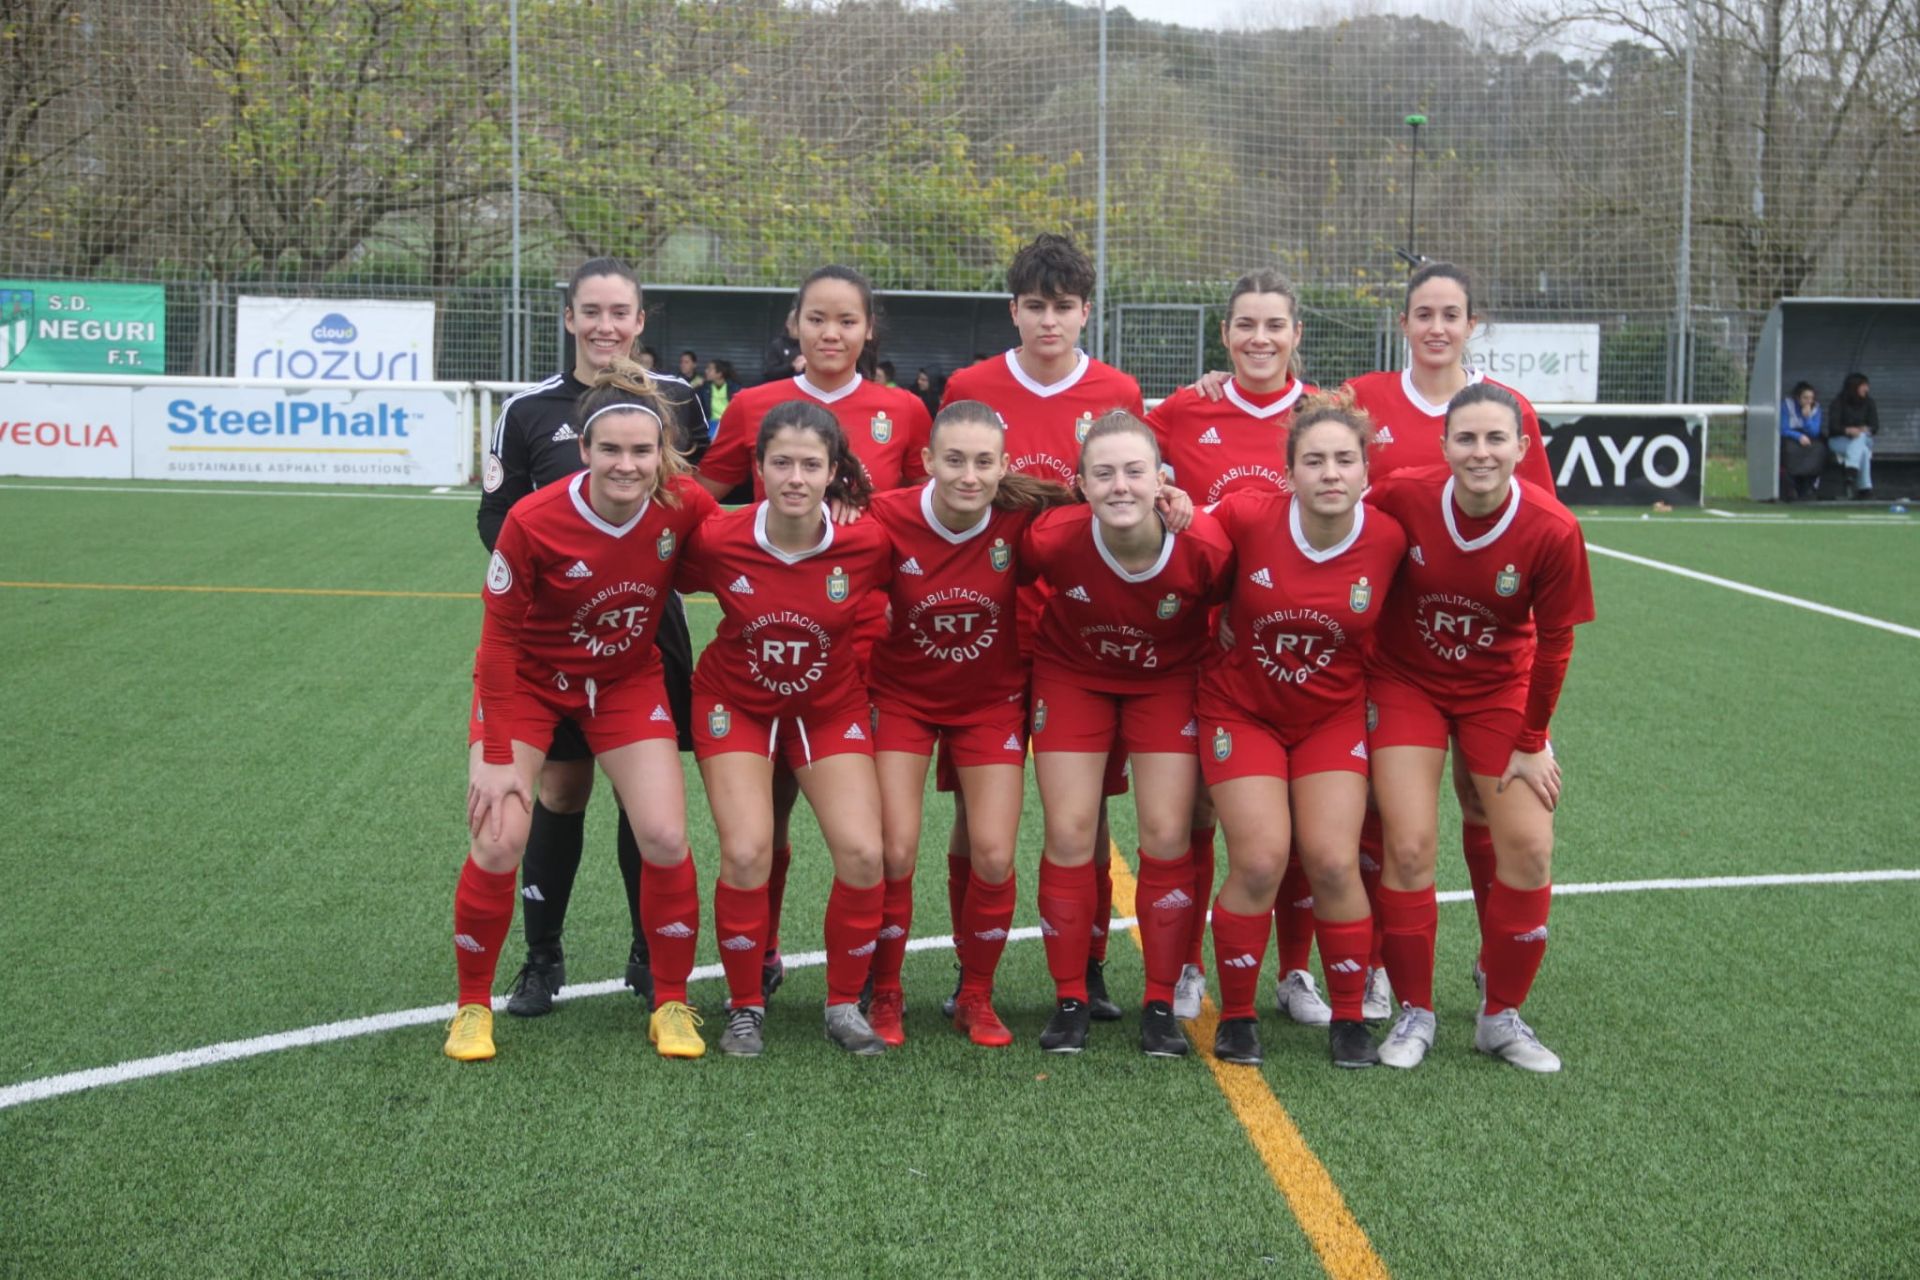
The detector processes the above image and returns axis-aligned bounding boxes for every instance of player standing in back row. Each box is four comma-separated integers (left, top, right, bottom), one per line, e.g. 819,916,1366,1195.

940,233,1144,1021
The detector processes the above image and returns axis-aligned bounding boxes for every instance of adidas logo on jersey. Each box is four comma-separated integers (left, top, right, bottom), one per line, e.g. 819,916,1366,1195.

878,924,906,941
1151,887,1194,911
1373,425,1394,445
973,927,1009,942
1515,925,1550,943
719,934,758,952
1198,426,1223,445
898,556,924,575
1180,719,1198,738
843,723,866,741
728,574,754,594
453,933,484,954
849,940,877,957
1350,740,1369,760
551,423,578,442
1066,585,1091,603
1328,958,1364,975
1250,567,1273,588
520,885,546,903
1002,733,1022,751
565,560,592,579
1223,953,1260,969
1410,545,1425,566
654,921,695,939
650,705,671,722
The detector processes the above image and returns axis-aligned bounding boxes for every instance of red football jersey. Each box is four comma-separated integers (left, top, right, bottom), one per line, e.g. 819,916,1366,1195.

1202,490,1408,726
1020,505,1234,693
477,473,719,762
1344,368,1555,493
1146,377,1314,504
678,501,892,718
866,484,1036,724
1364,466,1595,710
701,373,932,498
941,350,1145,487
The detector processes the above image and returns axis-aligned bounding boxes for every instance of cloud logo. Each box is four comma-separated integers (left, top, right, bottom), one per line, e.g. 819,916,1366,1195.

310,313,357,344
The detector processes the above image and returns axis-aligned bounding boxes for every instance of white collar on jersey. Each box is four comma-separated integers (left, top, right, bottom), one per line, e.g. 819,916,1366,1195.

568,470,650,538
1399,364,1486,419
1224,378,1305,420
1441,475,1521,552
1092,514,1175,582
919,480,993,545
753,499,835,564
1289,494,1366,563
1003,348,1090,399
795,371,863,405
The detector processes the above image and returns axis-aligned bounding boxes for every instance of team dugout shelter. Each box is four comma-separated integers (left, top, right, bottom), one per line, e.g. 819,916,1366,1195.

1746,298,1919,500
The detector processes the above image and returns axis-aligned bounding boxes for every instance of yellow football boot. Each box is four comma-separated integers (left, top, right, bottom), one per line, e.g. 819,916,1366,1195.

648,1001,707,1060
443,1003,496,1062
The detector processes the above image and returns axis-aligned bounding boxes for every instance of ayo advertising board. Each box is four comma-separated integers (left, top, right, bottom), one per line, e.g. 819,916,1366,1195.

235,296,435,382
0,280,166,373
1541,413,1704,506
131,384,467,485
0,381,135,478
1464,323,1601,403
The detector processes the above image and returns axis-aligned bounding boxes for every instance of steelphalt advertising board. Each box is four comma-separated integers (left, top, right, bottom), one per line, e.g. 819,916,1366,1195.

0,281,166,373
131,385,467,485
235,296,435,382
1541,413,1704,505
0,381,135,477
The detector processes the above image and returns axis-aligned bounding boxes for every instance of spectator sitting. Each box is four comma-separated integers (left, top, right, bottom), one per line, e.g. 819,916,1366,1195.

1827,372,1878,499
1780,380,1825,501
909,366,942,417
877,360,897,388
678,349,705,392
759,308,804,384
702,358,740,430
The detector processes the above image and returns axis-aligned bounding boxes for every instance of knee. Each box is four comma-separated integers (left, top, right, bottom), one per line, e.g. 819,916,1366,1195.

1138,816,1189,861
1498,834,1554,887
1044,816,1098,863
969,839,1015,884
881,837,919,880
719,843,771,888
1300,848,1359,901
1223,846,1286,904
836,840,883,888
470,831,522,875
1382,834,1436,886
627,811,686,863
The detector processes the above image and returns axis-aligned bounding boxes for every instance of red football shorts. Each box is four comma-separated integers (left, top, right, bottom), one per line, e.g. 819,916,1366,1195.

691,689,875,769
1029,670,1197,758
873,697,1028,769
1198,698,1371,786
469,664,677,758
1365,671,1525,778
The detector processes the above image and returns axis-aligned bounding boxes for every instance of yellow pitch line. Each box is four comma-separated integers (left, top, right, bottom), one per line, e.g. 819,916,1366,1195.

0,580,476,601
1108,850,1388,1280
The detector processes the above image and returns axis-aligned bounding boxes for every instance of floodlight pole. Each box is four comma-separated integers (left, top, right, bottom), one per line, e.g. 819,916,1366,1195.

1404,113,1426,272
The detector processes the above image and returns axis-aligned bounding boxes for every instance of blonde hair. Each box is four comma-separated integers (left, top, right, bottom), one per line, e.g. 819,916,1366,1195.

576,358,689,506
1285,388,1373,467
1076,409,1161,475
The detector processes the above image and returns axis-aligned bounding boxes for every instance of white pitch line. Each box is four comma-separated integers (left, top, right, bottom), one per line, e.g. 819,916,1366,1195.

2,868,1917,1113
0,482,471,502
1586,542,1920,640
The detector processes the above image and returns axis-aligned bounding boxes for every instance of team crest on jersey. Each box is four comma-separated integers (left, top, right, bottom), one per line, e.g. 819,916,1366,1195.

707,704,731,739
486,550,513,595
1156,593,1181,620
1496,564,1521,597
656,527,676,560
827,565,849,602
1033,699,1048,734
870,412,893,444
1075,411,1095,443
1366,700,1379,732
1212,726,1232,762
1349,576,1372,613
990,537,1011,573
482,454,504,493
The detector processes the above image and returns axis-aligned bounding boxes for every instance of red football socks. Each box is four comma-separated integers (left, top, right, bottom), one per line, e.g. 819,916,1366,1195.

1185,825,1216,968
1482,880,1553,1015
1377,883,1438,1012
764,843,792,956
1462,822,1497,937
453,856,516,1007
1209,904,1272,1021
871,876,915,996
1134,850,1196,1004
1359,809,1386,968
959,868,1016,996
824,878,884,1007
639,854,699,1005
1038,858,1095,1000
1089,853,1113,963
1316,915,1372,1023
714,880,769,1008
947,852,972,966
1274,857,1316,975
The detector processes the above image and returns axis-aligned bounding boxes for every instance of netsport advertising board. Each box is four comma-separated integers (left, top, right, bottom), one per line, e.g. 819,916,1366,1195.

0,281,166,373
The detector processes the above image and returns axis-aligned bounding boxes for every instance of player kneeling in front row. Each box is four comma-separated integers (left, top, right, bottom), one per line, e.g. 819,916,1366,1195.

446,365,720,1063
1363,383,1595,1073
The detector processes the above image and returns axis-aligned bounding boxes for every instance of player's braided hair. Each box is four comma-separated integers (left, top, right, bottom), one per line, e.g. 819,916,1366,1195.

576,358,688,507
755,399,873,509
930,400,1074,513
1285,388,1374,467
